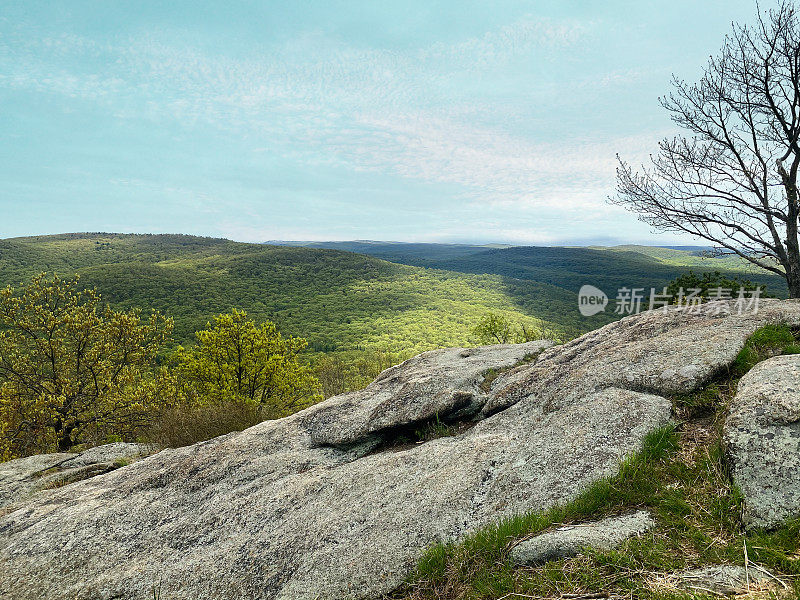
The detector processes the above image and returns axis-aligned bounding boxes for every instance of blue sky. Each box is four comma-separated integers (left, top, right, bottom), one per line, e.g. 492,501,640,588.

0,1,764,244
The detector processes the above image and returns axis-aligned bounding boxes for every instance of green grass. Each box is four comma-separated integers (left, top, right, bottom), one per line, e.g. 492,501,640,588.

396,325,800,600
732,324,800,374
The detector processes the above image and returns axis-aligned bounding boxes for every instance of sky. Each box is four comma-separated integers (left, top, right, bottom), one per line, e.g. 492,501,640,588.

0,0,768,245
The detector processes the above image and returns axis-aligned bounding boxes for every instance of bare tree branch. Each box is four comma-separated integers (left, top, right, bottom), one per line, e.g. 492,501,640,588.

612,1,800,296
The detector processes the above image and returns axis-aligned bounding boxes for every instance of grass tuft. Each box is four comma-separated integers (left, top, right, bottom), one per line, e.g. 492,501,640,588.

732,323,798,375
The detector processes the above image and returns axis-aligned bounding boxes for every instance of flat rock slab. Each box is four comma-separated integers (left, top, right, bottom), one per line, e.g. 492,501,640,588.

304,340,553,446
668,565,770,595
485,300,800,415
510,510,656,565
0,388,671,600
725,354,800,530
0,442,153,509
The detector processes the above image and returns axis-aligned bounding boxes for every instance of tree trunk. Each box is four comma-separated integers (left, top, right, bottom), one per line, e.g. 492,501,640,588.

787,266,800,299
780,160,800,299
57,434,73,453
54,417,76,452
785,212,800,299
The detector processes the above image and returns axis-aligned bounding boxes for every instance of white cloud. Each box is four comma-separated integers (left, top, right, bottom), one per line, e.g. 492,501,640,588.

0,14,673,228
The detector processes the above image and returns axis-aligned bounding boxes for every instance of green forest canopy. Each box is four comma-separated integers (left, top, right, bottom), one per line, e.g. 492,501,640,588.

0,233,586,354
0,233,784,357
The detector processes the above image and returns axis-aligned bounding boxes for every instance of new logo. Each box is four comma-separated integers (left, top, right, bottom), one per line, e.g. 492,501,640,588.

578,285,608,316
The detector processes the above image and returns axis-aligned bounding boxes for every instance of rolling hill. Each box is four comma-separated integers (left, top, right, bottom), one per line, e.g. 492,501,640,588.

1,234,784,359
0,233,593,353
272,241,788,300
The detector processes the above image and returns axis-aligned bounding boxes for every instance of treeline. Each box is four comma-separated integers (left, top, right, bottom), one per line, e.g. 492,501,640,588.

0,273,565,461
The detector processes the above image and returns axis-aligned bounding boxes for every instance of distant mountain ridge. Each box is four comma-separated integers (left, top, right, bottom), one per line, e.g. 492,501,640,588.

264,240,786,299
0,234,784,355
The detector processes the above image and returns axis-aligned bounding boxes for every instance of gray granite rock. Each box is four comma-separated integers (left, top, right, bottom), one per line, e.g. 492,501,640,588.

0,388,671,600
304,340,553,446
725,354,800,530
0,442,152,509
2,301,800,600
485,300,800,415
669,565,769,595
510,510,656,565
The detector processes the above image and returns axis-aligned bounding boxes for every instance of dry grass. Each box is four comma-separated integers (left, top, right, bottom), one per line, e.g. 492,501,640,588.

146,401,268,448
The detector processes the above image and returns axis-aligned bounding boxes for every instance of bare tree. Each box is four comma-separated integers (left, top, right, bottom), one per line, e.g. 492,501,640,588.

613,1,800,297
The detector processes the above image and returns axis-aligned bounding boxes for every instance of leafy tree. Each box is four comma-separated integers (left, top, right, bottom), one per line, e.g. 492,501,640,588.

614,2,800,297
0,274,172,458
472,313,515,344
665,270,768,301
175,310,321,418
473,313,556,345
312,349,410,398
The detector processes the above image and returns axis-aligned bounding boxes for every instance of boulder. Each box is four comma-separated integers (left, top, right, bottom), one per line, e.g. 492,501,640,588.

0,389,671,599
2,301,800,600
484,299,800,415
668,565,770,595
725,354,800,529
0,442,152,509
510,510,655,565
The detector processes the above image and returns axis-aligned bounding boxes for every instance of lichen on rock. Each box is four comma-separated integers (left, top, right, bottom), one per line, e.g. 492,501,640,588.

1,300,800,600
725,354,800,530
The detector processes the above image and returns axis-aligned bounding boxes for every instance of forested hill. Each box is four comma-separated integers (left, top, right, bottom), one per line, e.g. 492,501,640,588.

272,241,787,300
0,233,597,352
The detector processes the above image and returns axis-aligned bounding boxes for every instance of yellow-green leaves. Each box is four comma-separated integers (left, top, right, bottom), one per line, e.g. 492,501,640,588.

0,277,320,460
174,309,321,419
0,273,173,458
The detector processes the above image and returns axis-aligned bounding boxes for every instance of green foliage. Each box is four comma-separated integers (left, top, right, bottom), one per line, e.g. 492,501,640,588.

0,234,573,352
173,309,321,418
472,313,514,344
0,274,172,458
472,312,555,345
666,269,768,302
0,235,784,362
0,274,327,458
311,242,787,302
311,349,412,398
732,323,798,375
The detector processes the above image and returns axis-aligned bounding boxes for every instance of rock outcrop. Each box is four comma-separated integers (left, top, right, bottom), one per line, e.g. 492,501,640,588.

305,340,553,447
510,510,656,565
1,300,799,600
725,354,800,529
0,442,152,509
485,300,800,415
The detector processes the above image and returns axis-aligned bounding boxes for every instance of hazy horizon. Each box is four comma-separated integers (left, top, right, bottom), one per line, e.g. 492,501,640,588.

0,230,716,250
